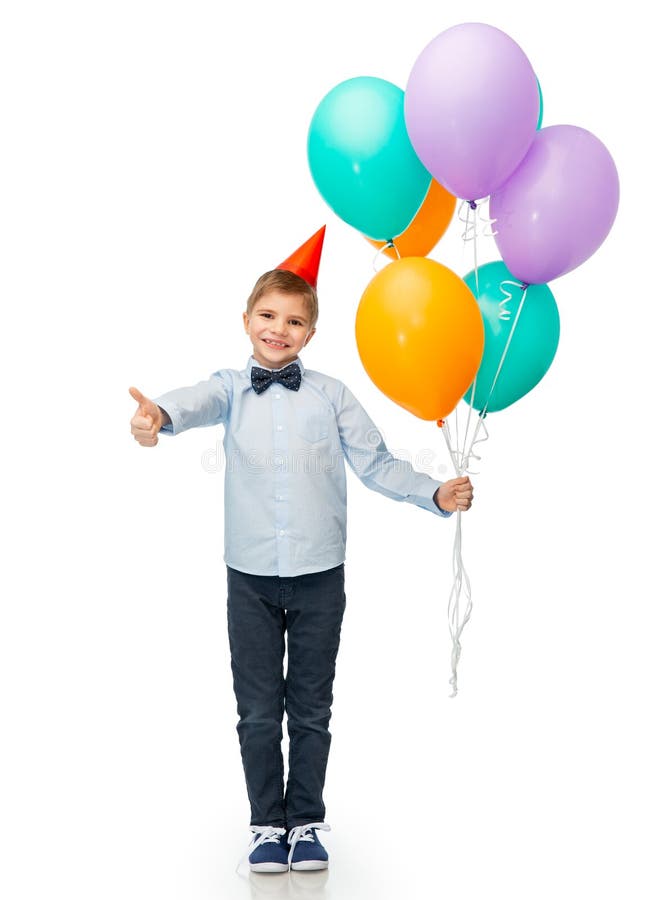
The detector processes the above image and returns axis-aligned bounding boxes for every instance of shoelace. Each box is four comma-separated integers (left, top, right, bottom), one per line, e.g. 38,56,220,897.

286,822,331,868
236,825,287,873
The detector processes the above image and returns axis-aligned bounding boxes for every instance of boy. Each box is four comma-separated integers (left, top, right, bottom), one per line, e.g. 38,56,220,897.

129,227,473,873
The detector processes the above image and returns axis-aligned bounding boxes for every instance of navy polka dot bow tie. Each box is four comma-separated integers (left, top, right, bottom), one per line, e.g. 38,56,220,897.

251,362,302,394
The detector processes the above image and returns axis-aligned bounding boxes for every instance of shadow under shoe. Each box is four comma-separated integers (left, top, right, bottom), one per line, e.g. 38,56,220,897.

289,868,330,896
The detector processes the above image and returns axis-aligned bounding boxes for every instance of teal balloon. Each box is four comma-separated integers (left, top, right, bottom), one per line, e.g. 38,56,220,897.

463,261,560,413
307,76,431,241
536,77,543,130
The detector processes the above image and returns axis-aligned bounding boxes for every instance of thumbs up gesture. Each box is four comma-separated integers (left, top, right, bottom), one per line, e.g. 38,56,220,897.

129,386,165,446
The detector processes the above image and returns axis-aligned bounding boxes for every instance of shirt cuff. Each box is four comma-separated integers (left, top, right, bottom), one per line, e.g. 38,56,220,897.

407,483,452,517
156,404,177,435
432,488,452,517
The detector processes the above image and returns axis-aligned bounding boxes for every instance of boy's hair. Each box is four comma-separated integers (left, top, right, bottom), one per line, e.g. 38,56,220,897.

246,269,318,329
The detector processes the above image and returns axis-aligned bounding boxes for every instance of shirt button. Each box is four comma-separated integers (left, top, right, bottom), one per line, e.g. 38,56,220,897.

273,393,280,399
276,495,283,501
277,424,283,431
279,529,285,536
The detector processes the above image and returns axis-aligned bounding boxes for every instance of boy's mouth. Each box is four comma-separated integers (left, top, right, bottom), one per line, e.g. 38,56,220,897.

263,339,289,348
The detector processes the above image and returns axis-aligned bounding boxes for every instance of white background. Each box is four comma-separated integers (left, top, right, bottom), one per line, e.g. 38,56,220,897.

1,1,644,898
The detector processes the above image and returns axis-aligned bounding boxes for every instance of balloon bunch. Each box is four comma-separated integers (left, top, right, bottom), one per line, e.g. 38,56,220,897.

307,22,619,694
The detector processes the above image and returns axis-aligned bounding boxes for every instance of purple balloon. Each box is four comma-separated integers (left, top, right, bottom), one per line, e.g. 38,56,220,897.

490,125,620,284
404,23,539,201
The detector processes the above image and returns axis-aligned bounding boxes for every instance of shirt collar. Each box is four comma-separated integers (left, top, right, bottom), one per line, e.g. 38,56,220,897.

245,355,305,376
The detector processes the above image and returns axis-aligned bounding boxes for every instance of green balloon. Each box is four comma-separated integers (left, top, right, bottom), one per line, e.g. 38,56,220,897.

463,261,559,413
537,76,544,130
307,76,431,241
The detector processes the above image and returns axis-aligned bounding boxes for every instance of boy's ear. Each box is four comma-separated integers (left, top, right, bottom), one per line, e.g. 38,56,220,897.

303,327,316,346
242,311,250,333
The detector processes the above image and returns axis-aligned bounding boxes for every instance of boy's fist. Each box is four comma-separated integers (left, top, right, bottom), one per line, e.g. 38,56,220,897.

435,476,474,513
129,386,164,446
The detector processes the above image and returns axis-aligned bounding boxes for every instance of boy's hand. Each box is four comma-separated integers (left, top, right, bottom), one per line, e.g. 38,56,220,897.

435,476,474,513
129,386,164,446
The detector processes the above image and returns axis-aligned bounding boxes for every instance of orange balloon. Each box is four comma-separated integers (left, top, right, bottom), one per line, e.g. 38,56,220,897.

355,258,484,421
365,178,456,260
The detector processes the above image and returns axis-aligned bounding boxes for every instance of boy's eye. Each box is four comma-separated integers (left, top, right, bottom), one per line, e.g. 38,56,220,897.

258,313,303,326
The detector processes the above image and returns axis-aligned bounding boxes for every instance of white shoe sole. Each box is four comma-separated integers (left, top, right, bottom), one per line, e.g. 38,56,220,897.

249,862,289,873
290,860,329,871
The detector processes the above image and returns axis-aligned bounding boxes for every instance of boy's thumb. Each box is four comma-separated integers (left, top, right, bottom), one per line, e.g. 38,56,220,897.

129,386,146,406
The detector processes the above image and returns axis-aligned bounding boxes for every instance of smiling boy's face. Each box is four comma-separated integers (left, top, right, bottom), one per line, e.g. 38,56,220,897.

243,290,316,370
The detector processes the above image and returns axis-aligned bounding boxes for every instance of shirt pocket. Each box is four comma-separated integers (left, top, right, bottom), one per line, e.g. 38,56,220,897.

297,409,329,443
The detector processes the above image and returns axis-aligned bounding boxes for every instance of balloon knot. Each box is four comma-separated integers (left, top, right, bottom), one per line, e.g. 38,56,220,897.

520,282,529,291
436,419,445,428
386,239,395,248
468,200,477,210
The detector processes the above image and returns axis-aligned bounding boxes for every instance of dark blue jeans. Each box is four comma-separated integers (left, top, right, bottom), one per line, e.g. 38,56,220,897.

226,563,346,830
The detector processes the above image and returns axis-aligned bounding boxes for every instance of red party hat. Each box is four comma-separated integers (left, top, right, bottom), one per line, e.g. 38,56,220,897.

276,226,326,289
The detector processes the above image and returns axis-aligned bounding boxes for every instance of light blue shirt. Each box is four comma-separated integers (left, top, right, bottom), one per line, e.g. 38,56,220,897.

154,355,450,577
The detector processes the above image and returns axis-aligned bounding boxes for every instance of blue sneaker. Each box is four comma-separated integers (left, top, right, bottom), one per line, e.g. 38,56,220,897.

287,823,331,871
247,826,289,873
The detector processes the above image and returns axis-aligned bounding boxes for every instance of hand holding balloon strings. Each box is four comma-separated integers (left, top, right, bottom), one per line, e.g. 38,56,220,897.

441,272,528,698
312,21,618,697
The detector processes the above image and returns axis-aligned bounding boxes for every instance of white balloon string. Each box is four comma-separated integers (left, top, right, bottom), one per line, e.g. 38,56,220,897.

463,414,489,473
458,200,470,240
460,373,478,472
448,510,473,698
458,201,473,283
475,281,528,420
446,381,486,475
459,198,495,241
477,198,497,238
459,199,477,242
459,199,493,293
371,240,400,272
440,283,528,694
439,372,492,696
459,281,527,478
442,416,460,475
441,420,473,697
438,233,517,697
472,202,480,296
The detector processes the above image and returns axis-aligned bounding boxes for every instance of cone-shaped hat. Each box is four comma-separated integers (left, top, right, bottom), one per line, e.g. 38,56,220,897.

276,226,326,288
